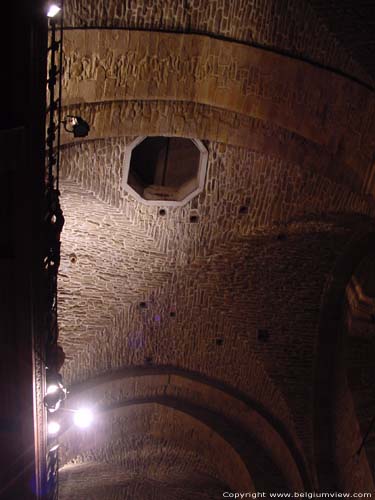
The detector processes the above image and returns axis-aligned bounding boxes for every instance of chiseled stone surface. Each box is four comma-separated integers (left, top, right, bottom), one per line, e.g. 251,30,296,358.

59,403,253,494
344,268,375,490
62,30,375,182
307,0,375,80
64,0,372,85
62,371,308,489
57,1,375,495
59,139,375,255
59,478,226,500
59,138,375,480
61,100,372,195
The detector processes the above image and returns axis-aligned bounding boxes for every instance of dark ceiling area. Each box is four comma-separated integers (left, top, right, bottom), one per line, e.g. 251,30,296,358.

308,0,375,83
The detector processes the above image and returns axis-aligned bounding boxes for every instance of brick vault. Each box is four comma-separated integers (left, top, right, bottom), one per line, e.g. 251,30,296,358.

55,1,375,497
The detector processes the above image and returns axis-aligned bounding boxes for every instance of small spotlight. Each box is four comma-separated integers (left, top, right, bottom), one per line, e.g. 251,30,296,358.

44,380,67,412
73,408,93,429
46,384,59,395
44,393,61,413
63,116,90,138
48,421,61,436
47,4,61,17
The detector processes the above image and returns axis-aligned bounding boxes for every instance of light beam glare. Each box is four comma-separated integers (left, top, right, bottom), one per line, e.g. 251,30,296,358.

73,408,94,429
46,384,59,395
47,4,61,17
48,421,60,436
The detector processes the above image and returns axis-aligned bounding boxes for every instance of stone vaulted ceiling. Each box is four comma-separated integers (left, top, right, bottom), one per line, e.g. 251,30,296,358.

307,0,375,82
57,1,375,497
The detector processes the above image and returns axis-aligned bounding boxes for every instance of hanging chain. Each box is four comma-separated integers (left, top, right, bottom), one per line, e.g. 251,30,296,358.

44,6,64,499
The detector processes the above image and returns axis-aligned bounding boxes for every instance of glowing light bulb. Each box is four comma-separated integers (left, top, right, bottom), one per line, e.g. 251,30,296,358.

47,4,61,17
73,409,93,429
48,421,60,436
46,384,59,395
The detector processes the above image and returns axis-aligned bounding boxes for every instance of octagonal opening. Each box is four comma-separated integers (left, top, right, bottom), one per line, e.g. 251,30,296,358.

123,136,208,206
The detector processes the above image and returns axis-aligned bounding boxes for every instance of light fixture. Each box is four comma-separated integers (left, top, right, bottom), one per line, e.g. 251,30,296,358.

47,3,61,17
63,116,90,138
44,376,67,413
47,421,61,436
44,392,62,413
46,384,59,395
73,408,94,429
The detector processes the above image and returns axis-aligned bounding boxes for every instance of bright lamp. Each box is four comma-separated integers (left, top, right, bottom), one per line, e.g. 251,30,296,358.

73,409,93,429
47,4,61,17
48,421,61,436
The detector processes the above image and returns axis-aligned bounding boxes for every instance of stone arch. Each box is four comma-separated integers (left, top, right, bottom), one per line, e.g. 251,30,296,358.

59,401,254,494
61,29,375,190
314,224,375,490
60,366,312,490
60,100,364,194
